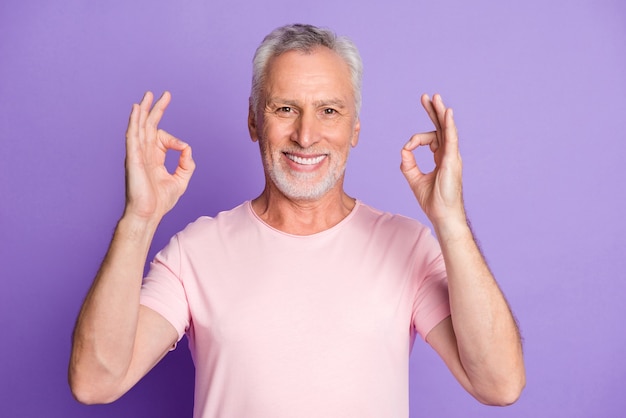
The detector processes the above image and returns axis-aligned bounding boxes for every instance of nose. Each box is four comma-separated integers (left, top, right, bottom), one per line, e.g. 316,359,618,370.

291,111,319,148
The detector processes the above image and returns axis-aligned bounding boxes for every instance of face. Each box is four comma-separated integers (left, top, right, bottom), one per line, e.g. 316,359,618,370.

248,47,361,201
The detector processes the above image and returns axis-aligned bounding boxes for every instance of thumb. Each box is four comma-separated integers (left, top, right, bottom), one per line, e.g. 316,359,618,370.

400,146,424,185
174,144,196,185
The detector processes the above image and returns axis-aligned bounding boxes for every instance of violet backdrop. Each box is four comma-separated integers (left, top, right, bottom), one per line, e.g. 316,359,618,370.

1,0,625,417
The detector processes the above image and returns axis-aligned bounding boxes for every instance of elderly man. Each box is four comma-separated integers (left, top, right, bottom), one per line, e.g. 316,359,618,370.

69,24,525,417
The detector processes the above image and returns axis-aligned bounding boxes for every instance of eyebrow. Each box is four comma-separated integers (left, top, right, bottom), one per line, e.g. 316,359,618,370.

266,97,347,109
315,99,347,109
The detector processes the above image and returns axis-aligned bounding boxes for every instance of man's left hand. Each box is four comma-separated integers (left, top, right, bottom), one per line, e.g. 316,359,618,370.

401,93,466,228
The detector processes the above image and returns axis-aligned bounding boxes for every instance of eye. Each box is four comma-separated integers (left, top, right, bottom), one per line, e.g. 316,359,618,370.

323,108,337,115
277,106,292,113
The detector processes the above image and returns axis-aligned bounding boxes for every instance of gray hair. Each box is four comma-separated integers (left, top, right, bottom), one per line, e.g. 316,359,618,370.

250,24,363,115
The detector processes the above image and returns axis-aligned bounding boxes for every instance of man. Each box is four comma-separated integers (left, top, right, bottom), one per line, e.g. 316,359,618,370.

69,24,525,417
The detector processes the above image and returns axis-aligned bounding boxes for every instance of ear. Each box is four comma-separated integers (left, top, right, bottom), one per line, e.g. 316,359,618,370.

350,118,361,147
248,102,259,142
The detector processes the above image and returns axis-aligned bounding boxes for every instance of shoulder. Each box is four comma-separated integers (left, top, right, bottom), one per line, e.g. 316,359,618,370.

351,201,443,258
354,201,432,238
175,202,253,244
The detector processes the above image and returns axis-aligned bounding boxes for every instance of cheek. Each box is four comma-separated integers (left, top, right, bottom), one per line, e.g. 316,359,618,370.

327,123,357,147
261,121,289,146
259,137,281,166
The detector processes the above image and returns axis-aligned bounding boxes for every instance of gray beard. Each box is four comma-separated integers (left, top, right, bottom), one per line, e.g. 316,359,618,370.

267,164,344,201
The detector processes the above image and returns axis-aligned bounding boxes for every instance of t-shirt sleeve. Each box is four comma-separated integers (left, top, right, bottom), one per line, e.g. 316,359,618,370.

140,234,190,341
411,229,451,340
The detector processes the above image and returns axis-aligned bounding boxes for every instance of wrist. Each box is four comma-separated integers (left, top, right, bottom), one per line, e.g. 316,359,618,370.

432,216,473,244
116,213,160,244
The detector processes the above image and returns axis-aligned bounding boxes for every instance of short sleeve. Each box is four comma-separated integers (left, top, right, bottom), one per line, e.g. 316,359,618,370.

140,234,190,341
411,230,451,340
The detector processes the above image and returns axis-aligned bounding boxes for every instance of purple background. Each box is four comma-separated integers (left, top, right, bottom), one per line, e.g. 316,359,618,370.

1,0,625,417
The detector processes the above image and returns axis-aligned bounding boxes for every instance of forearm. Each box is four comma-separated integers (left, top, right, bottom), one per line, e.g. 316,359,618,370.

69,215,159,400
434,219,525,404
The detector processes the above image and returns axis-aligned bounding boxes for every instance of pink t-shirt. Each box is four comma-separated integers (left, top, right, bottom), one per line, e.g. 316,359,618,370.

141,201,450,417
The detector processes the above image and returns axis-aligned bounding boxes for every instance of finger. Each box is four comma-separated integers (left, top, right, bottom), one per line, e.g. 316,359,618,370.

442,107,460,160
445,108,457,142
432,93,448,122
138,91,154,145
433,94,457,155
138,91,154,125
421,94,444,151
158,129,196,184
404,131,438,153
175,144,196,186
433,94,451,143
125,103,145,166
146,91,172,130
126,103,140,142
157,128,188,151
400,146,423,176
421,93,442,133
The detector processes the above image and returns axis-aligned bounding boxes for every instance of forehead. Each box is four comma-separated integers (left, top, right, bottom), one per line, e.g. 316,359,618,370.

263,47,353,100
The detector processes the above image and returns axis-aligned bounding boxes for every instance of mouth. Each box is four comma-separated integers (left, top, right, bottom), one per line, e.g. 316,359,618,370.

284,152,327,166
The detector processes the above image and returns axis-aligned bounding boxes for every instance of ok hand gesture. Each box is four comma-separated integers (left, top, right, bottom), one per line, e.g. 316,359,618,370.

124,91,195,223
400,94,466,228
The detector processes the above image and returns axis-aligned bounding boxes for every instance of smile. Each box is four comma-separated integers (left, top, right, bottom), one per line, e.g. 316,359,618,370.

284,153,327,165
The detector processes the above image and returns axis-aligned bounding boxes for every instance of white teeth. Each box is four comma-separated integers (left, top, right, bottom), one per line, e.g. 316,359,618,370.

286,154,326,165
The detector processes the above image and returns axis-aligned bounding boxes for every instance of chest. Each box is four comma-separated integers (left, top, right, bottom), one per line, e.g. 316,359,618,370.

182,237,416,355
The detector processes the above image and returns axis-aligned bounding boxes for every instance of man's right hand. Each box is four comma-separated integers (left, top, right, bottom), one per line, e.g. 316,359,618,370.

124,91,195,223
69,91,191,404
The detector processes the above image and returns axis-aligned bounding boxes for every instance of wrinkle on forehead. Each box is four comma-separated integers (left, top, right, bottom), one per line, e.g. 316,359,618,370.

260,47,355,111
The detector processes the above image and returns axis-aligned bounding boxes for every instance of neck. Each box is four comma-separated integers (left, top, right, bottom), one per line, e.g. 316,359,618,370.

251,182,356,235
